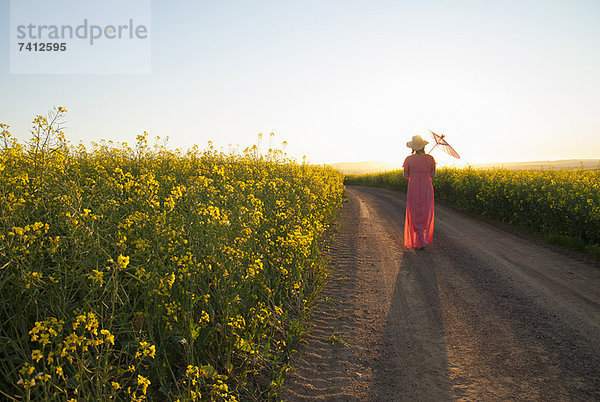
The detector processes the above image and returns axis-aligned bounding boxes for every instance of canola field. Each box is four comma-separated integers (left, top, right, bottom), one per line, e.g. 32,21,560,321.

0,109,344,400
346,165,600,257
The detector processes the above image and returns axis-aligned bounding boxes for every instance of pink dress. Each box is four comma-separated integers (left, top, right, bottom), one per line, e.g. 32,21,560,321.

403,154,436,249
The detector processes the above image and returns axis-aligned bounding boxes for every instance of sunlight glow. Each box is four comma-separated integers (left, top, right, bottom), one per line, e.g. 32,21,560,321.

1,0,599,167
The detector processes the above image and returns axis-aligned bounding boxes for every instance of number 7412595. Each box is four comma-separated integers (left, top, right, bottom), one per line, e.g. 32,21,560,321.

18,42,67,51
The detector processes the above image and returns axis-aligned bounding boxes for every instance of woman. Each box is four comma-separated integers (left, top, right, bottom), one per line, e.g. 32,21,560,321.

403,135,436,250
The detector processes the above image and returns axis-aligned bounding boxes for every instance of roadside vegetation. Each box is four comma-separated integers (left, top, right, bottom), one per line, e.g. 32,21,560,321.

0,108,344,400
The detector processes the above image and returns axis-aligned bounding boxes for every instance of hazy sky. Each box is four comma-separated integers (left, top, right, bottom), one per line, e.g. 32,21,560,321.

1,0,599,166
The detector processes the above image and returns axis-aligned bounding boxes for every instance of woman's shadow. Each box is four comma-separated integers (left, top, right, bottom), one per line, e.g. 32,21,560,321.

370,248,454,401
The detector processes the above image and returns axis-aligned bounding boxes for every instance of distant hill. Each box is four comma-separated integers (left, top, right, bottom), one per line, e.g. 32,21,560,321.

471,159,600,171
330,160,403,175
330,159,599,174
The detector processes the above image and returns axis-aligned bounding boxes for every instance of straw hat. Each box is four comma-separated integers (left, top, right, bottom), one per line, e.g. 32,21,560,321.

406,135,429,151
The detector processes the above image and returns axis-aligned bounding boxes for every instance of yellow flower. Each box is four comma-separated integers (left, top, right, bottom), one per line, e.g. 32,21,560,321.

200,310,210,325
88,269,104,285
84,312,99,335
186,365,200,379
39,373,51,382
135,341,156,359
31,349,43,362
117,254,130,270
137,374,151,395
72,315,85,330
101,329,115,345
39,333,51,346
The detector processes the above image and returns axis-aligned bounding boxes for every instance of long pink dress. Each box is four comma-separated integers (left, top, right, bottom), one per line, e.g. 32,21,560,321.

403,154,436,249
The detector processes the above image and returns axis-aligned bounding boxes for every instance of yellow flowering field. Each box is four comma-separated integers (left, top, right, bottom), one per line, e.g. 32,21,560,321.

346,165,600,257
0,109,344,400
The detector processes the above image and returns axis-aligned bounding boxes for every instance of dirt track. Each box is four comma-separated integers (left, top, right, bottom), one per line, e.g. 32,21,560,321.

282,186,600,401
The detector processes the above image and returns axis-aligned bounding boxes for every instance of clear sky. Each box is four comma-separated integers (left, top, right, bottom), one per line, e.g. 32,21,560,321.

1,0,600,166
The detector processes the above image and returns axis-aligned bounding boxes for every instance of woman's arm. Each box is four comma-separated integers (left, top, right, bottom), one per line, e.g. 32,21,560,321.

403,161,409,179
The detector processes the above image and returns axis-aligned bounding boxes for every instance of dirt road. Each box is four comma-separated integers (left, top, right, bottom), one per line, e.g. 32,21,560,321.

282,186,600,401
